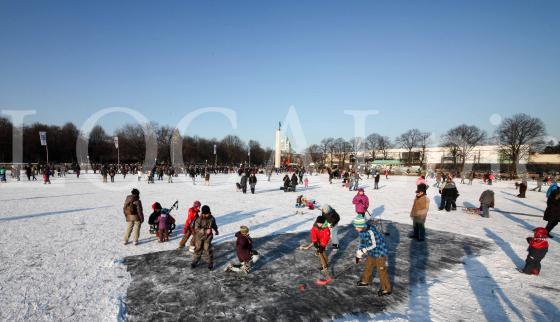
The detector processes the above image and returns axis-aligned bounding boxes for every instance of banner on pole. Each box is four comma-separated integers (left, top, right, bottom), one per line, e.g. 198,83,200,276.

213,144,217,155
39,131,47,146
114,137,119,149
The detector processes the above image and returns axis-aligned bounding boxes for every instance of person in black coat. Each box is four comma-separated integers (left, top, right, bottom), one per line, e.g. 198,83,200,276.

544,189,560,238
240,173,248,194
439,178,459,212
291,173,299,192
248,173,257,194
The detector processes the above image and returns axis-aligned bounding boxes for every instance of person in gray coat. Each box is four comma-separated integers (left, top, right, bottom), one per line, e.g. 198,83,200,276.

479,190,495,218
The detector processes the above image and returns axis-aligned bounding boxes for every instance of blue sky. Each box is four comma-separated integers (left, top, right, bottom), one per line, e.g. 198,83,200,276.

1,0,559,148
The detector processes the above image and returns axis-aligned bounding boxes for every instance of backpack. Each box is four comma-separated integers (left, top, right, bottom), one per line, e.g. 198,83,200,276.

124,198,139,221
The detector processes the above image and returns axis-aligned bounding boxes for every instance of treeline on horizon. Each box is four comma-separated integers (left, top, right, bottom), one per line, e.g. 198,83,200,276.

0,118,272,165
0,113,558,172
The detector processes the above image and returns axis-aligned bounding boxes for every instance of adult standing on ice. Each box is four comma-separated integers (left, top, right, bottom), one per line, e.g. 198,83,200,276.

353,216,392,296
123,188,144,245
544,189,560,238
374,171,380,190
248,172,257,194
409,183,429,241
321,205,341,249
191,205,219,270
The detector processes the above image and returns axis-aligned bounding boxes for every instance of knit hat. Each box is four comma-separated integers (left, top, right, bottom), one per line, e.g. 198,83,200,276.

353,216,367,228
416,183,428,194
321,205,332,214
534,227,548,239
315,216,326,224
201,205,211,215
152,202,162,210
131,188,140,196
193,200,201,208
239,226,249,234
357,188,365,193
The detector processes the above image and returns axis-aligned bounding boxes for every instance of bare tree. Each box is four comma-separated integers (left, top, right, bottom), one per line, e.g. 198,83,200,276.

376,136,392,160
305,144,323,165
320,137,335,167
442,125,486,172
332,138,352,167
396,129,421,165
366,133,380,160
418,132,432,170
496,113,546,175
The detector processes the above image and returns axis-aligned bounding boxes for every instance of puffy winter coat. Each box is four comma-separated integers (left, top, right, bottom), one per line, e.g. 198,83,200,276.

358,225,388,258
479,190,495,207
194,214,218,240
546,183,558,199
123,195,144,222
156,213,169,230
236,232,253,262
291,174,299,186
410,194,430,224
183,207,199,233
416,178,426,186
441,182,459,200
311,224,330,249
240,175,248,188
353,194,370,214
249,175,257,185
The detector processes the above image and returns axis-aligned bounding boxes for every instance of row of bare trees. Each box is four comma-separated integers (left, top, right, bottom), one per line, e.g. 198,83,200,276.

304,113,547,175
0,119,272,166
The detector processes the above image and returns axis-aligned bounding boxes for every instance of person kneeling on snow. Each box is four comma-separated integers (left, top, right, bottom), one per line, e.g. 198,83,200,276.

191,205,219,270
225,226,260,274
148,202,163,237
521,227,549,276
353,216,392,297
300,216,333,282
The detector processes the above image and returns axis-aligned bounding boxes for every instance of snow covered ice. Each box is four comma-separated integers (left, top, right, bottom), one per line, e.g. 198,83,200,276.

0,173,559,321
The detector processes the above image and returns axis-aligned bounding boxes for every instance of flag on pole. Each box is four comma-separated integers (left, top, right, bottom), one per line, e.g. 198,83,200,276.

114,136,119,149
213,144,217,155
39,131,47,146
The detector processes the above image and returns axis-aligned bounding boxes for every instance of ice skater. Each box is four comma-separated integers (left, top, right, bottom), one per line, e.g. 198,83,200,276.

521,228,549,275
178,201,201,252
299,216,333,283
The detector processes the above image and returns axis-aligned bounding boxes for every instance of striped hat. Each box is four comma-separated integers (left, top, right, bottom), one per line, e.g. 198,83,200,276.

352,216,367,228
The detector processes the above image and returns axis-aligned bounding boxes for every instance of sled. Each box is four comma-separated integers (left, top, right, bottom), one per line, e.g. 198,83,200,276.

462,207,481,216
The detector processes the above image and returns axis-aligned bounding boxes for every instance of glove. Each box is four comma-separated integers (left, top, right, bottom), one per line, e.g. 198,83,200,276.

355,257,360,264
356,249,366,259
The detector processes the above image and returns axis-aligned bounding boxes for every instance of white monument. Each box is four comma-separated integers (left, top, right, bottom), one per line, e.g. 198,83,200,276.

275,122,282,168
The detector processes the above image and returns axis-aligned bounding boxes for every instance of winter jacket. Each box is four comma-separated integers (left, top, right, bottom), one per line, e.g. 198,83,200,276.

249,175,257,186
123,195,144,222
311,224,330,250
353,194,370,214
235,232,253,262
410,194,429,224
148,210,161,225
479,190,495,207
194,215,218,240
440,182,459,200
291,174,298,186
375,174,380,182
416,178,426,186
156,213,169,231
358,225,388,258
544,190,560,222
240,175,248,188
322,208,340,227
184,207,200,233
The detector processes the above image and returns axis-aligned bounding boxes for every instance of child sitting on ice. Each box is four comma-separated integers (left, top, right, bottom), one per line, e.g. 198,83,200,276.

521,227,549,276
295,195,319,210
225,226,260,274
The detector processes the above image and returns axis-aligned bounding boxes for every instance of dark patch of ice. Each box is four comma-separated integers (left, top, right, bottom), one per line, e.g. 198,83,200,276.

124,222,492,321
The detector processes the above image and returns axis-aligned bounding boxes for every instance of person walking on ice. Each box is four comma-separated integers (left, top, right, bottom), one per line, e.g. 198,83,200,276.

409,183,429,241
123,188,144,246
225,226,260,274
353,216,392,297
353,188,370,220
178,201,201,252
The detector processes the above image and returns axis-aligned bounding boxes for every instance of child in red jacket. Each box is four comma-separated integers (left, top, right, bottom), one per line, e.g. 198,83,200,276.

178,201,201,251
521,227,549,275
300,216,333,282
